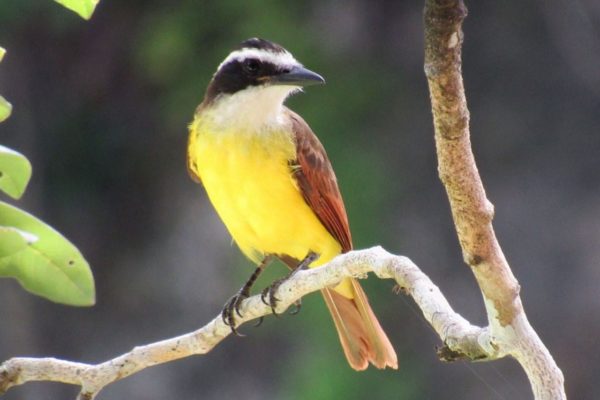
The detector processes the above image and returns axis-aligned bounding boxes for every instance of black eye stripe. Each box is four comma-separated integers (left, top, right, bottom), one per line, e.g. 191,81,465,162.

243,58,261,73
203,39,297,103
238,59,280,77
205,58,289,101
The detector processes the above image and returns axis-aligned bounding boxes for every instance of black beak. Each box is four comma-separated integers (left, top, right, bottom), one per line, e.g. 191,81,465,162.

272,65,325,86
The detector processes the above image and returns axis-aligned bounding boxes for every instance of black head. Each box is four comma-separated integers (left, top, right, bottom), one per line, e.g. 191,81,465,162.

203,38,324,103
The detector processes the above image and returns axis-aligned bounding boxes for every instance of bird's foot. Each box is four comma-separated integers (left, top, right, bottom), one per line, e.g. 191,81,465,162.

260,281,302,316
259,251,319,316
221,287,250,336
260,278,284,316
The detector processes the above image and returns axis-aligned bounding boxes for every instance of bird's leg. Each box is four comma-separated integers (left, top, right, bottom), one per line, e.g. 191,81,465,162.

261,252,319,316
222,256,272,336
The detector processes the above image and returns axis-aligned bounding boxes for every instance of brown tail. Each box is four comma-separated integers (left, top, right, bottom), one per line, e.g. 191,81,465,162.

321,278,398,370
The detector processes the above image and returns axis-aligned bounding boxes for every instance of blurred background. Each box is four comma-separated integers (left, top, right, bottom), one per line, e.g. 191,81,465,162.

1,0,599,398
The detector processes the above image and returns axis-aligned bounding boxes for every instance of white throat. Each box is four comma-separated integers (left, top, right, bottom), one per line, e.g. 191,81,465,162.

205,85,300,132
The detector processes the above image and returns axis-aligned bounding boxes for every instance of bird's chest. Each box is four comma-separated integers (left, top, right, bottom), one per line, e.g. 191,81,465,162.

190,126,316,259
193,127,297,200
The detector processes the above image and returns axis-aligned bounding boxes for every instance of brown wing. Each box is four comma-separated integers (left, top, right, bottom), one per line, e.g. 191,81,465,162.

286,109,353,253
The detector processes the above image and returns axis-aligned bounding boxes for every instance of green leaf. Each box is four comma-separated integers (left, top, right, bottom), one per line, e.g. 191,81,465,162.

0,145,32,199
0,201,95,306
53,0,100,20
0,47,11,123
0,226,33,258
0,96,11,123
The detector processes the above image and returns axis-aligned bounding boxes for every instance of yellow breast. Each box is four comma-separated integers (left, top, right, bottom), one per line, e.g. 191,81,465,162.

188,116,342,268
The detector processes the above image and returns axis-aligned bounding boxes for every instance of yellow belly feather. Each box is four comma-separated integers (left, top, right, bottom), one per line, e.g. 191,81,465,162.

188,118,342,270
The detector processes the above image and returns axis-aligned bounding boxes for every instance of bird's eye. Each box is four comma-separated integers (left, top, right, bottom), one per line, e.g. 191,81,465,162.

243,58,260,74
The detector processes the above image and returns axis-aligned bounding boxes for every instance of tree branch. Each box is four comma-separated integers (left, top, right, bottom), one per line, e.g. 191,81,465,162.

423,0,565,398
1,247,494,399
0,2,567,399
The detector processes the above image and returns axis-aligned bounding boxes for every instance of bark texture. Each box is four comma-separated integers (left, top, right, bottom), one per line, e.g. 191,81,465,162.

423,1,565,398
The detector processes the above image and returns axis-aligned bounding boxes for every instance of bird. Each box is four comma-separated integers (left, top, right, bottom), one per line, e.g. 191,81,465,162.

187,38,397,370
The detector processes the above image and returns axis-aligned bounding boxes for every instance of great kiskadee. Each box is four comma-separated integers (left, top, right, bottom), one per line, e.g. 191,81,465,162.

187,38,397,370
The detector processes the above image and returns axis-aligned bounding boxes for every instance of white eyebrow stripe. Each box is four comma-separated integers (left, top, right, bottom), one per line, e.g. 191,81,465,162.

217,48,299,71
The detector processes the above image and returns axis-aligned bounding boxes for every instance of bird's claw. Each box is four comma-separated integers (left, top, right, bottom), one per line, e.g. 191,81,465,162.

289,299,302,315
261,282,282,316
222,290,249,336
260,279,303,316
